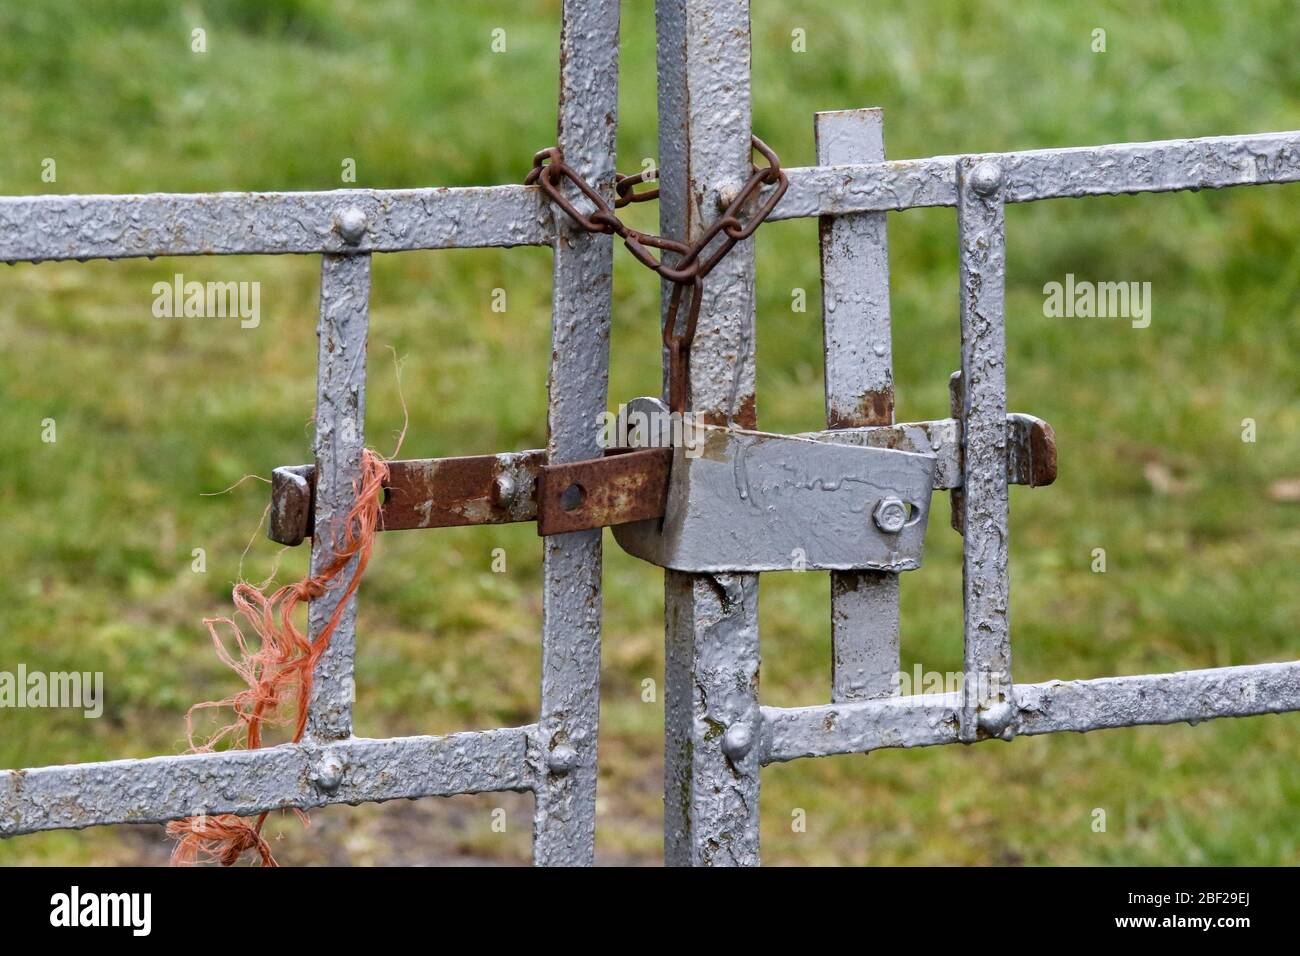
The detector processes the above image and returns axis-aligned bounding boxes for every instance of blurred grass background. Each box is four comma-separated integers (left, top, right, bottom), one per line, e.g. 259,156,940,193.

0,0,1297,865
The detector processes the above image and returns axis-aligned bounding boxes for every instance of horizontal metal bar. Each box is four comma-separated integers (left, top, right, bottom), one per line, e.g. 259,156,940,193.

269,449,546,545
773,130,1300,219
269,446,673,545
3,132,1293,262
760,660,1300,764
0,185,552,262
0,727,534,836
799,413,1056,490
5,131,1288,264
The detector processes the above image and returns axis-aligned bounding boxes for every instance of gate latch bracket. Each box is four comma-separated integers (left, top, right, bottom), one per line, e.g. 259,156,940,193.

585,397,935,574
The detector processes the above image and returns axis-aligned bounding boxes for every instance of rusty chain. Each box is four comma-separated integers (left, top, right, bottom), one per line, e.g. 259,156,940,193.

527,136,788,413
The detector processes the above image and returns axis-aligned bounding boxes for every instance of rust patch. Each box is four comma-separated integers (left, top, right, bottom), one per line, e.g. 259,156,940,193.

831,573,863,594
1028,419,1058,487
696,392,756,430
698,409,727,428
736,392,758,430
386,452,543,528
268,466,313,547
828,388,894,429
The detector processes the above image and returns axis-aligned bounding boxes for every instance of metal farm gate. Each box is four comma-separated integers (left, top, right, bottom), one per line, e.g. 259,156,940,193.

2,0,1299,866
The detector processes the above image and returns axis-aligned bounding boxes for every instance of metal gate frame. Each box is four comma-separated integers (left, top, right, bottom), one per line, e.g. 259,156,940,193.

2,0,1298,867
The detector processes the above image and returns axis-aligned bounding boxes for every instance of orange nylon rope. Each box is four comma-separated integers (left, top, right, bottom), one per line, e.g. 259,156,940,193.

166,448,390,866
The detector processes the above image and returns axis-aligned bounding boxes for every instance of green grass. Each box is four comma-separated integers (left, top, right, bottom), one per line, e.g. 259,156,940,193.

1,0,1298,865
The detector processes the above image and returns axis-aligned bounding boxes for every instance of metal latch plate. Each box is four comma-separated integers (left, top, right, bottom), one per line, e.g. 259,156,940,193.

612,418,935,574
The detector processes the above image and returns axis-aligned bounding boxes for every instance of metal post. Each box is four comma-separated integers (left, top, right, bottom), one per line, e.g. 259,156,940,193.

532,0,620,866
956,157,1013,741
656,0,762,867
306,251,372,742
816,108,900,703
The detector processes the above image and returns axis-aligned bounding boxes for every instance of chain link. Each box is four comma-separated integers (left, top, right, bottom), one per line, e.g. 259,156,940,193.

526,136,788,413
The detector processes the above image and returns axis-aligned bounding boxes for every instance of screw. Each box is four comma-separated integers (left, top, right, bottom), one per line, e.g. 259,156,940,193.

977,700,1016,738
721,722,753,760
968,160,1002,197
336,207,367,245
548,744,578,775
873,497,909,535
492,472,517,508
311,753,345,792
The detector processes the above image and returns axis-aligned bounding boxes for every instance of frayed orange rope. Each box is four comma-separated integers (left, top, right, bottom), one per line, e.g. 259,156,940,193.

166,448,390,867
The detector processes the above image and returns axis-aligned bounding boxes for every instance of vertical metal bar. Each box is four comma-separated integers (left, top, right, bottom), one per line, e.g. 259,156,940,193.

656,0,762,867
532,0,620,866
956,157,1013,742
306,252,371,742
816,108,900,703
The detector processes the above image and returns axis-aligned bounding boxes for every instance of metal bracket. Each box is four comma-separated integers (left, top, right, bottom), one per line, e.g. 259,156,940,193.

606,398,935,573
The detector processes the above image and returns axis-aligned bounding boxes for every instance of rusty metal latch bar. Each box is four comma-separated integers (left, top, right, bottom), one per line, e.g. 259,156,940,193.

267,413,1055,547
534,447,672,536
267,447,671,546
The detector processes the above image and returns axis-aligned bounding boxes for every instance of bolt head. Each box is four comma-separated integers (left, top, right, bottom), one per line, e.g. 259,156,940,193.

492,472,517,508
312,754,345,792
548,743,578,774
968,160,1002,197
721,722,753,760
977,700,1016,738
336,207,368,244
873,496,909,535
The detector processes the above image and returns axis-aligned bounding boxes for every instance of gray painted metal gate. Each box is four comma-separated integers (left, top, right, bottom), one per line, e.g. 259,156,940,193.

2,0,1299,866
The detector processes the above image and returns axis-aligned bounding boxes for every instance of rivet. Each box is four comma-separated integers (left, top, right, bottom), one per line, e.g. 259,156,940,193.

492,472,517,508
336,207,368,245
977,700,1016,738
968,160,1002,197
311,753,345,792
548,743,578,774
873,496,908,535
721,722,753,760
